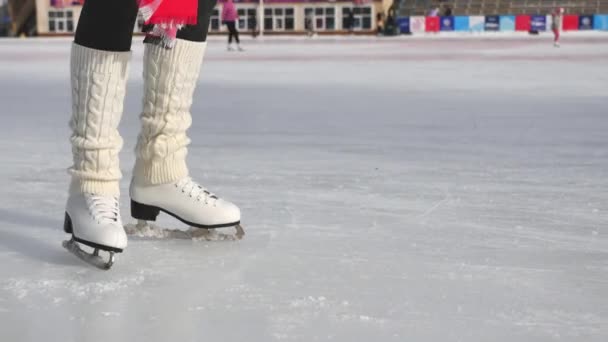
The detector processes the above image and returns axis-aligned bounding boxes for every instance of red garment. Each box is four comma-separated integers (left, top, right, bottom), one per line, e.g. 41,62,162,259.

140,0,198,26
221,1,239,22
138,0,199,47
552,28,560,42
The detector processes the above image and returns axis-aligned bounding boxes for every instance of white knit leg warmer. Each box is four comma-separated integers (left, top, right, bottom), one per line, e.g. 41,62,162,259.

69,43,131,196
134,39,206,185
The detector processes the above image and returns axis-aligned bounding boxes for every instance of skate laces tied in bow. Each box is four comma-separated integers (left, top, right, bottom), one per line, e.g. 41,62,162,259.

138,0,199,48
85,195,120,223
176,178,219,204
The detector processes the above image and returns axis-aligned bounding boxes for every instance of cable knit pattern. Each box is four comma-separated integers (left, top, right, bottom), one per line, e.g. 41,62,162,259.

69,43,131,196
134,39,206,184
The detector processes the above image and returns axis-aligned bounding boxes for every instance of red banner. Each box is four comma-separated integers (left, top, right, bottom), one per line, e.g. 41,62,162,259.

562,15,579,30
515,15,530,31
425,16,439,32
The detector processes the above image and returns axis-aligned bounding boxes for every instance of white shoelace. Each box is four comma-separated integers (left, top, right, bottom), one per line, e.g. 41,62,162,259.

176,177,219,204
85,194,120,223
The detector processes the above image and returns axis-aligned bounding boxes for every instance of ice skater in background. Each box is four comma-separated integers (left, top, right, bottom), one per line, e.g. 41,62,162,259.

305,11,316,37
63,0,243,269
552,7,564,47
222,0,243,51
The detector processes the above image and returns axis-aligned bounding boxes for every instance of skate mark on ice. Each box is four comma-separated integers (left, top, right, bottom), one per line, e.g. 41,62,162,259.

124,222,244,241
416,189,451,220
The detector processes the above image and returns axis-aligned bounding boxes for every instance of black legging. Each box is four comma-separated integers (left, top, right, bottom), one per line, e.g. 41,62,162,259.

226,21,240,44
75,0,218,52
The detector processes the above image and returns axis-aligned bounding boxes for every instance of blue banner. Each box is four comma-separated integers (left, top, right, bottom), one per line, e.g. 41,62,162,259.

530,15,546,31
485,15,499,31
579,15,594,30
397,17,410,33
499,15,515,31
594,15,608,30
440,16,454,31
454,16,469,31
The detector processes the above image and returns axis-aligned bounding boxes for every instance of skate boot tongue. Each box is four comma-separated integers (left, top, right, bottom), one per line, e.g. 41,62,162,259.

85,194,120,223
176,177,219,203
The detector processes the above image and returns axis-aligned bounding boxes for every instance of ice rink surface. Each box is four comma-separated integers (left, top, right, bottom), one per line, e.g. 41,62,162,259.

0,34,607,341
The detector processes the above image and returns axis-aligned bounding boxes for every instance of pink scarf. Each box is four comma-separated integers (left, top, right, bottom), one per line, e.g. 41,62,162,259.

138,0,198,48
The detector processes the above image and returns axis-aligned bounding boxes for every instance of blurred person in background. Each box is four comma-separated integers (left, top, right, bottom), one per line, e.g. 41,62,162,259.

222,0,243,51
305,11,316,37
443,5,452,16
376,12,385,35
346,9,355,33
552,7,564,47
385,5,398,36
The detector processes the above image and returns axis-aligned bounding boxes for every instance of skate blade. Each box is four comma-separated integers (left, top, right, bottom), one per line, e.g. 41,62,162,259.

63,238,115,270
125,221,245,241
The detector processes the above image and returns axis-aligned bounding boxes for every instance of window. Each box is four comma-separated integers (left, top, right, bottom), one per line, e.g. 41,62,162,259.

264,7,295,31
304,7,336,31
237,8,257,30
342,6,373,30
210,9,221,31
210,7,257,32
48,9,75,33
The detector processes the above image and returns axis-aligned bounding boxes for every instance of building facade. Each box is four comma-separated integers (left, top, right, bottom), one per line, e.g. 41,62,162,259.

35,0,388,35
36,0,83,35
0,0,9,36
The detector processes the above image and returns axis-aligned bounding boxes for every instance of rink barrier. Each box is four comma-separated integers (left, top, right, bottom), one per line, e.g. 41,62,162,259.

563,15,580,30
485,15,500,31
397,14,608,33
579,15,594,30
595,15,608,29
454,16,470,31
531,15,547,31
440,16,455,31
425,16,440,32
515,15,531,31
499,15,516,31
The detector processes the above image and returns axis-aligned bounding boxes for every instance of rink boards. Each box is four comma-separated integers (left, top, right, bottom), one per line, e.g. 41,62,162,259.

398,14,608,34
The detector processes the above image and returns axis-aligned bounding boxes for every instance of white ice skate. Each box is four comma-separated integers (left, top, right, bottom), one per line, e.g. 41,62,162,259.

63,193,127,270
129,177,244,239
554,42,560,47
237,45,245,52
227,44,235,51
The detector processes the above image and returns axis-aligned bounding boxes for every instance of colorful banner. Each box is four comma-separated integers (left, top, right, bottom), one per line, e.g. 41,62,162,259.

515,15,530,31
594,14,608,30
425,16,440,32
439,16,454,31
440,16,454,31
530,15,546,31
469,16,485,32
563,15,579,30
410,16,425,33
454,16,469,31
546,15,553,31
222,0,358,2
397,17,410,33
579,15,594,30
499,15,515,31
485,15,499,31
